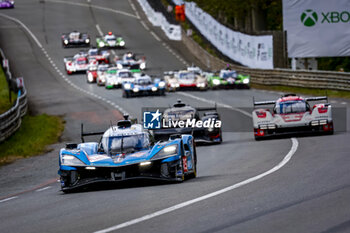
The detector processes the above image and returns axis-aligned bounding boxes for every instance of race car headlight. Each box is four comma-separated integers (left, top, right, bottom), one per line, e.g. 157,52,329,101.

152,87,157,92
213,79,220,85
124,83,131,89
61,154,85,166
197,82,206,87
152,145,178,160
117,63,123,69
158,81,165,88
64,40,68,44
85,39,90,44
140,62,146,70
243,79,250,84
99,42,105,47
119,41,125,46
133,87,139,92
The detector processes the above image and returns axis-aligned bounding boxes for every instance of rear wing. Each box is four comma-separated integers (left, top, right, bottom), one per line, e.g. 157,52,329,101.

196,106,217,112
80,124,104,143
253,100,276,107
305,96,328,102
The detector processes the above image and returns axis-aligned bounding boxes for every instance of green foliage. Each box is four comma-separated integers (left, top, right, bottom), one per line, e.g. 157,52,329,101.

0,114,64,165
191,0,282,31
318,57,350,72
0,66,16,114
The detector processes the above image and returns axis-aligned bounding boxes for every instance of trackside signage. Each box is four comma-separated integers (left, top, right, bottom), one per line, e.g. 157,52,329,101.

283,0,350,58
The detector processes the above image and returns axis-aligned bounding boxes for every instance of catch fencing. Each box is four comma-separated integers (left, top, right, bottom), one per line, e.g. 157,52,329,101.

0,48,27,143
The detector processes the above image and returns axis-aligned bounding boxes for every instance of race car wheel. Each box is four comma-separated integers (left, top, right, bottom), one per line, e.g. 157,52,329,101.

188,139,197,179
87,73,94,83
175,159,185,182
123,91,130,98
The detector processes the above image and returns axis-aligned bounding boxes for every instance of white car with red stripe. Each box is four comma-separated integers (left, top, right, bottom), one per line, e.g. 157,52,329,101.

252,94,333,140
64,53,89,75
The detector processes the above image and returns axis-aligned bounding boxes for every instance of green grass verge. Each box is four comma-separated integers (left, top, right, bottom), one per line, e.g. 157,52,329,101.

0,114,64,165
0,66,17,114
252,84,350,99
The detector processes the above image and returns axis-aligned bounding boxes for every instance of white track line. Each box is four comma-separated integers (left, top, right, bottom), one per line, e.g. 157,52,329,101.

96,24,103,36
177,92,252,118
0,14,130,116
36,186,51,192
129,0,189,67
0,196,18,203
140,21,149,31
0,13,42,48
95,138,298,233
150,31,161,41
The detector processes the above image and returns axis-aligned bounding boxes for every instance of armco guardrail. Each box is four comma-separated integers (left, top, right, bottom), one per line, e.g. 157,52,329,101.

0,48,27,143
181,30,350,91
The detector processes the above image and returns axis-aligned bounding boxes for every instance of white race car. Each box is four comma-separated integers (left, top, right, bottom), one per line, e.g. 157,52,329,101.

64,53,89,75
252,94,333,140
105,68,134,89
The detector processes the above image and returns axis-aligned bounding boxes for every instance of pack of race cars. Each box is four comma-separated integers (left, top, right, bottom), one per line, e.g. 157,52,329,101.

61,31,250,98
58,31,334,192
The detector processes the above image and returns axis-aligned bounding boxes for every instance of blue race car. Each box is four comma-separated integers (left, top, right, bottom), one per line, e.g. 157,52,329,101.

115,52,146,72
122,73,166,98
58,118,196,192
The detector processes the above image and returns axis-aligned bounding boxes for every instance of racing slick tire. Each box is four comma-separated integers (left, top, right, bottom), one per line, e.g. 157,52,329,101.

123,91,130,98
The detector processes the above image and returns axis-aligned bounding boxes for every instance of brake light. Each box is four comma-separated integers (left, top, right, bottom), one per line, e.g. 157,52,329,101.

318,107,328,114
256,111,266,118
255,129,264,136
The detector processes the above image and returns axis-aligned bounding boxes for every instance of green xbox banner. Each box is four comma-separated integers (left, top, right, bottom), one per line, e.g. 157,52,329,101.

283,0,350,58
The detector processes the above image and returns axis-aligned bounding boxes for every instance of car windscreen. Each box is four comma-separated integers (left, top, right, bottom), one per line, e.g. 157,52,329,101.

102,133,149,155
221,71,237,79
136,78,152,85
106,36,116,41
76,59,86,65
179,72,195,79
274,100,309,114
89,50,98,56
98,66,108,72
119,72,132,78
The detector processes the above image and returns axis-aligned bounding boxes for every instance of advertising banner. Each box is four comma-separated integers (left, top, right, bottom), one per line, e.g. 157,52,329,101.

283,0,350,58
185,2,274,69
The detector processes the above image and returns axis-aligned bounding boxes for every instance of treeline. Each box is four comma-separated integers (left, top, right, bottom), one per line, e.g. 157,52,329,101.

189,0,348,71
191,0,282,33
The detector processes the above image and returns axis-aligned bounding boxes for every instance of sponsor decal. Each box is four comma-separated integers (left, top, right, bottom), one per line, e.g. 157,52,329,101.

301,9,350,27
182,156,188,173
88,155,109,162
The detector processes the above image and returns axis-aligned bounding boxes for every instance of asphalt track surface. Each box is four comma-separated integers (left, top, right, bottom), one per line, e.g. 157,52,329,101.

0,1,350,233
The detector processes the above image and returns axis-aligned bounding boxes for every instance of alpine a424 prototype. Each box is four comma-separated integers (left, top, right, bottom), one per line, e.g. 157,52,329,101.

122,73,166,98
253,94,333,140
115,52,146,71
58,118,197,192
